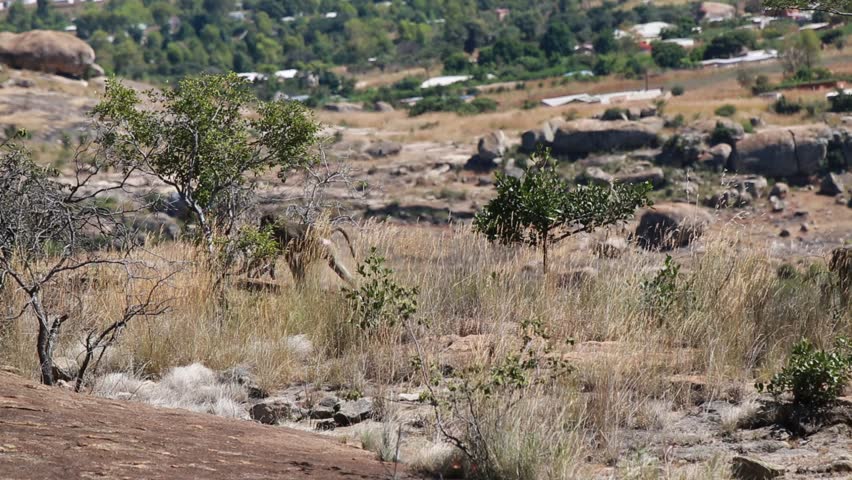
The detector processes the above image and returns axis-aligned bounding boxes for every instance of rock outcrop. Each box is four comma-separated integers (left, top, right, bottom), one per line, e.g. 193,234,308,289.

731,125,832,178
635,203,713,250
0,30,101,78
551,119,660,155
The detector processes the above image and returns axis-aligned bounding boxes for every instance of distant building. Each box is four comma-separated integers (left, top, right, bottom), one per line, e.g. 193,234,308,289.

700,49,778,67
800,22,830,31
237,72,267,82
420,75,471,89
630,21,672,40
662,38,696,48
542,88,664,107
495,8,510,21
699,2,736,22
273,69,299,80
573,43,595,55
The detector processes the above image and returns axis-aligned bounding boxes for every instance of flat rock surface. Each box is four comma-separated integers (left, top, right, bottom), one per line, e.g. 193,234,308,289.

0,370,411,479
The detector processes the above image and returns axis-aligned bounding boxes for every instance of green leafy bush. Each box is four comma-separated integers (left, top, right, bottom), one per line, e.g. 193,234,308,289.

714,104,737,117
671,85,685,96
474,149,651,274
343,248,418,331
757,338,852,408
642,254,682,314
710,121,739,145
773,95,803,115
830,90,852,113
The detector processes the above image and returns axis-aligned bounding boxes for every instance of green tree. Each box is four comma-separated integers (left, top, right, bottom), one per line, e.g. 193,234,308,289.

763,0,852,16
651,41,687,68
474,150,651,274
781,30,821,76
540,21,575,58
91,73,321,254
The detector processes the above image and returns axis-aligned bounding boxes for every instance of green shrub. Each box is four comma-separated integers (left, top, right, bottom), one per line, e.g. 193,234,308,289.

710,121,739,145
772,95,803,115
601,107,627,120
642,254,682,314
343,248,419,331
714,104,737,117
829,90,852,113
671,85,685,96
757,337,852,408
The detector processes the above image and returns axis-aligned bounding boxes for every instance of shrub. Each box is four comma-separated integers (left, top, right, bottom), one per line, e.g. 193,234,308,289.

829,90,852,112
601,107,627,120
474,149,651,274
772,95,803,115
642,255,682,315
710,121,739,145
343,248,418,331
757,338,852,408
671,85,685,96
714,104,737,117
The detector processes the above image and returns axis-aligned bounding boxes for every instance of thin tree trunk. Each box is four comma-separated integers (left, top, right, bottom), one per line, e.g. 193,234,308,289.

542,235,549,275
31,295,55,385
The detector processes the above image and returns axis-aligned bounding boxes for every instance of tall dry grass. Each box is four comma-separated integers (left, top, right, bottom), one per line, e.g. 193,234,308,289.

0,221,847,477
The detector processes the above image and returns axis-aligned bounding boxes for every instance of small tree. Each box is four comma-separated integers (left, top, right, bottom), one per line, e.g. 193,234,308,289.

781,30,821,76
473,150,652,274
92,72,321,255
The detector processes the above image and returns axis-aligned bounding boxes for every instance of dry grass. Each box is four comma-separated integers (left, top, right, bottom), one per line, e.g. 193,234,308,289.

0,221,847,476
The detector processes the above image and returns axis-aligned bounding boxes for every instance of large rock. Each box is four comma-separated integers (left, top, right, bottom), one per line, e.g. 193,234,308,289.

0,30,100,78
333,397,374,426
732,125,832,178
576,166,613,186
323,102,363,113
691,117,745,144
125,213,180,242
364,141,402,158
636,203,713,250
250,397,299,425
731,455,785,480
374,101,394,112
520,123,554,152
819,172,845,196
551,119,660,155
615,167,665,188
478,130,507,161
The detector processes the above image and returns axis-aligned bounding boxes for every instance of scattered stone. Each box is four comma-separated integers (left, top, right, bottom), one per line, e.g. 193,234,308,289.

309,396,340,420
769,182,789,199
724,175,768,199
51,357,78,382
323,102,363,113
837,195,847,205
779,229,791,238
800,223,809,233
477,130,508,161
364,140,402,158
398,392,422,402
640,106,657,118
374,101,394,112
3,78,33,88
555,267,599,288
314,419,336,431
819,173,845,196
577,166,613,186
769,195,785,212
615,167,665,188
731,455,785,480
464,155,501,172
333,397,374,427
750,116,766,128
593,237,629,259
520,123,554,153
219,365,268,399
636,203,713,250
250,398,297,425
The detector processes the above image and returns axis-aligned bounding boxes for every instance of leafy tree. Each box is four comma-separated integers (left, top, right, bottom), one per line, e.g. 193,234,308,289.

651,41,686,68
91,73,321,254
757,338,852,408
703,30,756,59
474,149,651,274
781,30,822,76
540,21,575,58
764,0,852,16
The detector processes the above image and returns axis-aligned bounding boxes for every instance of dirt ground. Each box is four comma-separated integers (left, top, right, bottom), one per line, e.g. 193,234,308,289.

0,369,413,480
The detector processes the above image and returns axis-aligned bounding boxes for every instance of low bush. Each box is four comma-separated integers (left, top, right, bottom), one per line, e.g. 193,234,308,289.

757,338,852,408
671,85,685,96
714,104,737,117
772,96,803,115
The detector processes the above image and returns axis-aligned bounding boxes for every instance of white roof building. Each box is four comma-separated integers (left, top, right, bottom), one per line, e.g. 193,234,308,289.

237,72,267,82
274,69,299,80
630,22,672,40
420,75,471,89
542,88,664,107
699,49,778,67
662,38,695,48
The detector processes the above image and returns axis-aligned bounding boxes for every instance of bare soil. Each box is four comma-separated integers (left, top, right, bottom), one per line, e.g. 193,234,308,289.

0,369,413,480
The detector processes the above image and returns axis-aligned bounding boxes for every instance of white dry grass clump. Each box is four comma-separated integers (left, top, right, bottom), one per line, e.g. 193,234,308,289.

93,363,249,419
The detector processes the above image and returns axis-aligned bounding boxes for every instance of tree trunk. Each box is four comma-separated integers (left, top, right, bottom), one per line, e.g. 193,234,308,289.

31,296,55,386
542,236,549,275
